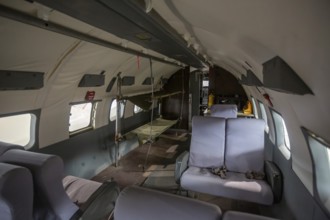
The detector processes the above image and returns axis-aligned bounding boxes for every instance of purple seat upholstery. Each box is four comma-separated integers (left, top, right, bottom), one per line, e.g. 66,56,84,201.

0,150,79,220
0,141,24,156
0,162,33,220
114,186,222,220
210,104,237,118
180,116,274,205
189,116,226,168
63,175,102,207
223,211,279,220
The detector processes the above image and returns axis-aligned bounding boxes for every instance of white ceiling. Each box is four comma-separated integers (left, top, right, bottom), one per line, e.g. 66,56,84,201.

153,0,330,83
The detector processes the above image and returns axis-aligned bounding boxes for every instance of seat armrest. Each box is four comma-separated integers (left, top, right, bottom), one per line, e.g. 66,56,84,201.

264,160,282,203
70,181,120,220
175,151,189,184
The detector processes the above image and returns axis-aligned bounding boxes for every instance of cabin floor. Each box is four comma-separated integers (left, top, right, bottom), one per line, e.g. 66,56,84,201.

92,129,262,215
92,129,189,191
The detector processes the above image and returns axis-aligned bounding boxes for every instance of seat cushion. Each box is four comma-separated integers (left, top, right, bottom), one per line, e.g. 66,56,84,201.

189,116,226,168
225,118,265,173
114,186,222,220
181,167,273,205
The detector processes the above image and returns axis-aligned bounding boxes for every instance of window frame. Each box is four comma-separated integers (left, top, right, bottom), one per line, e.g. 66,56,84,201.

109,98,126,122
258,100,269,133
251,96,259,119
302,127,330,217
69,101,98,135
134,105,143,114
270,109,291,160
0,110,38,149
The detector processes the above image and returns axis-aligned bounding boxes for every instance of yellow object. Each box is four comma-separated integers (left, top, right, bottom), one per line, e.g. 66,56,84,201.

243,100,252,114
208,93,215,108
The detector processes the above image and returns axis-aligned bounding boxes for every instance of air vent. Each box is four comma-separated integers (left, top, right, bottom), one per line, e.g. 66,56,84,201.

160,78,168,85
244,61,253,69
263,56,313,95
0,70,44,90
79,74,105,87
239,70,263,86
142,77,154,85
122,76,135,86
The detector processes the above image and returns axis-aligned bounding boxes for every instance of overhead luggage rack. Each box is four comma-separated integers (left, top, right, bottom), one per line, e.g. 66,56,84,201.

31,0,206,68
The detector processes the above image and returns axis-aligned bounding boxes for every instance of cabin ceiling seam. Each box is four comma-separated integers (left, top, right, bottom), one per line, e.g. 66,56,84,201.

162,0,211,66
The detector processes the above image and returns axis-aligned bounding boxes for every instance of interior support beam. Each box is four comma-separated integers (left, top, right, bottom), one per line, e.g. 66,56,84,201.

0,5,181,67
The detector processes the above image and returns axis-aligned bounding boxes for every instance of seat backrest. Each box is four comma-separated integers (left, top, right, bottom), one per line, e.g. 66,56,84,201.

114,186,222,220
225,118,265,173
0,150,79,220
0,162,33,220
189,116,226,168
210,104,237,118
0,141,24,156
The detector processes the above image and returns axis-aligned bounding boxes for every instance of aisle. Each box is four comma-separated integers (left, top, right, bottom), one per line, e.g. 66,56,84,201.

92,129,189,190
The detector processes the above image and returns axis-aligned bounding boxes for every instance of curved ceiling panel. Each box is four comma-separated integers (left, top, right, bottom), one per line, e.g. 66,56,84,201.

33,0,205,68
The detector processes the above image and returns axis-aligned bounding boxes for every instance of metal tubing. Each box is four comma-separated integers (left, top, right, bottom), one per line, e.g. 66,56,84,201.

115,74,122,167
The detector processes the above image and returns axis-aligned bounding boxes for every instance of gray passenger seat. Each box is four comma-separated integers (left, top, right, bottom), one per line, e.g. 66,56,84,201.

176,116,280,205
0,162,33,220
114,186,222,220
114,185,280,220
0,149,79,220
0,142,119,220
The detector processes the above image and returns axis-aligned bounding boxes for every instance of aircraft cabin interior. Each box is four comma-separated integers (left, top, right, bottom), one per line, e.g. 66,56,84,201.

0,0,329,220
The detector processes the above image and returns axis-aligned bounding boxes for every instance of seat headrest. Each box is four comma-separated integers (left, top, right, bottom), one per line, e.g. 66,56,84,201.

0,141,24,156
0,162,33,220
210,104,237,118
0,150,79,220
